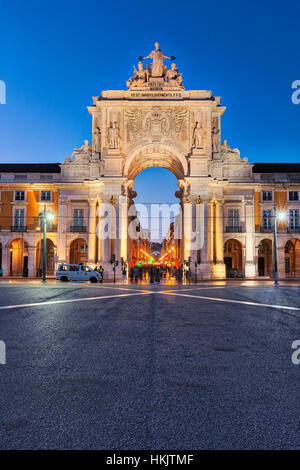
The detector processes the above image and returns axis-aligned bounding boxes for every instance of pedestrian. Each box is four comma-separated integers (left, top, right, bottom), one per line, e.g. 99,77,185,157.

122,266,127,283
0,267,2,277
149,267,155,283
134,266,139,283
155,267,160,283
98,265,104,283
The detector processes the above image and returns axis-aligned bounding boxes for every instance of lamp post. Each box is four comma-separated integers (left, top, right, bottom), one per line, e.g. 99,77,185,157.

41,206,54,284
273,203,278,285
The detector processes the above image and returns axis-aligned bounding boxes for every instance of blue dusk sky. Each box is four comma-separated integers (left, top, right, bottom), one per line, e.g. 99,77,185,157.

1,0,300,205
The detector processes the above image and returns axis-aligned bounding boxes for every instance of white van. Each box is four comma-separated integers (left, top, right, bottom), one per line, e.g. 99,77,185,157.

56,264,101,283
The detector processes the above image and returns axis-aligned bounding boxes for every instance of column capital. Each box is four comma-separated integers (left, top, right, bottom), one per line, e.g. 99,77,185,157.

88,198,97,206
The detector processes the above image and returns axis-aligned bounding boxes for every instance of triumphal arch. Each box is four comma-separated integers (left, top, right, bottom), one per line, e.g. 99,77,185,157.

60,42,254,279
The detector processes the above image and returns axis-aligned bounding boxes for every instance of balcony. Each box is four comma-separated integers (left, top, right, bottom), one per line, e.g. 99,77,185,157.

225,225,243,233
11,225,27,232
46,224,57,232
287,226,300,233
70,225,87,233
259,226,273,233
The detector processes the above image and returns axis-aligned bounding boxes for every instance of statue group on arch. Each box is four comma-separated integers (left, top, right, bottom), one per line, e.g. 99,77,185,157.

127,42,183,89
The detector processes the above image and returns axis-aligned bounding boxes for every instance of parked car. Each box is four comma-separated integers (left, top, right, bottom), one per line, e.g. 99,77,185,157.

56,264,100,283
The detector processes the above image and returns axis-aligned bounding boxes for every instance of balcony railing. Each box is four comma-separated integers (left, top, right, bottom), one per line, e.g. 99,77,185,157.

259,225,273,233
287,226,300,233
70,225,87,233
225,225,243,233
11,225,27,232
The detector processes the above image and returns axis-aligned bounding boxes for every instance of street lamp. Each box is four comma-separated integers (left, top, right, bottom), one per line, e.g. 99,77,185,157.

41,206,54,283
273,204,287,285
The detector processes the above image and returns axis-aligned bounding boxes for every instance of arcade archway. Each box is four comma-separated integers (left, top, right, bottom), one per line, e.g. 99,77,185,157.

69,238,88,264
224,239,244,277
285,238,300,278
257,239,273,277
9,238,29,276
36,238,55,276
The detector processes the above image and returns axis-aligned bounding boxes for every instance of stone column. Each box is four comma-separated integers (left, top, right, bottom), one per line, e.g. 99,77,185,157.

199,199,212,279
213,199,226,278
57,199,68,264
244,200,256,278
119,195,128,262
2,246,9,277
98,196,114,279
277,246,285,280
88,199,97,265
183,200,192,263
27,246,35,277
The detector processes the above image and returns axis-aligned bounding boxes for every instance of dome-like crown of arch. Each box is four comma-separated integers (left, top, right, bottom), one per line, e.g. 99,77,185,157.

123,145,187,180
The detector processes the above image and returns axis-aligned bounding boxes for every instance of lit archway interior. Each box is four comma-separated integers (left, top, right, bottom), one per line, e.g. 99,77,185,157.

125,147,186,180
129,167,181,268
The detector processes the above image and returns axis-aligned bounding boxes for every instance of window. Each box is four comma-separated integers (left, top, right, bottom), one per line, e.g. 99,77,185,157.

80,244,88,253
59,265,68,271
69,265,79,272
263,210,273,229
15,191,25,201
228,209,239,229
262,191,272,201
289,191,299,201
74,209,84,227
81,266,91,272
289,209,299,230
41,191,52,201
14,208,25,228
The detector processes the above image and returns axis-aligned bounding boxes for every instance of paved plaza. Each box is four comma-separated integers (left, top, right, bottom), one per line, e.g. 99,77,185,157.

0,280,299,449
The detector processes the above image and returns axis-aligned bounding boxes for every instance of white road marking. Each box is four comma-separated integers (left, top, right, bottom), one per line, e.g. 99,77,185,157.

160,291,300,311
0,286,299,313
0,291,155,311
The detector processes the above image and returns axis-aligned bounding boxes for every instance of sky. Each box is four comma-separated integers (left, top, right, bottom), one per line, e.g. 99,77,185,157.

1,0,300,206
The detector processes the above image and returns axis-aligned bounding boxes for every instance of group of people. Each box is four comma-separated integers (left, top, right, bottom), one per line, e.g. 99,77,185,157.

92,264,191,284
93,265,104,283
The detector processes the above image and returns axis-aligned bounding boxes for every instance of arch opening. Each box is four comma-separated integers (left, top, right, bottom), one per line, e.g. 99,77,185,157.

69,238,88,264
257,239,273,277
285,238,300,278
124,145,187,180
36,238,55,277
128,167,182,274
9,238,29,277
224,239,244,278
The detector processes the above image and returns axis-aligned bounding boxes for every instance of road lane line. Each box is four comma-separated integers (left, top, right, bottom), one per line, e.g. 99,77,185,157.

160,292,300,311
0,291,155,311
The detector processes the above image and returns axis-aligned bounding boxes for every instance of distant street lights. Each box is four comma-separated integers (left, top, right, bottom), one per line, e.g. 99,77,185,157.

41,205,54,283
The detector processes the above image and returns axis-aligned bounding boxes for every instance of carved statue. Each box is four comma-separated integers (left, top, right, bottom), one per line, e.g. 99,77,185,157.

212,126,220,153
165,63,183,87
127,61,149,89
107,122,120,149
93,126,101,153
192,122,203,149
220,139,240,161
64,139,92,164
139,42,175,78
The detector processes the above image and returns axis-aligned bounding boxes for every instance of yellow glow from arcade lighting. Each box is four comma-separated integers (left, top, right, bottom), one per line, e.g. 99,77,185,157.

139,248,154,261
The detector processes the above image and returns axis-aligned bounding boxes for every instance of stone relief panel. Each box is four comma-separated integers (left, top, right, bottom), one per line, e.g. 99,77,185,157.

190,110,210,155
124,106,189,153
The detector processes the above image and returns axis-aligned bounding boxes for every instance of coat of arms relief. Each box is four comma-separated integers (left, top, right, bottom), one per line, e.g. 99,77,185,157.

125,107,188,151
